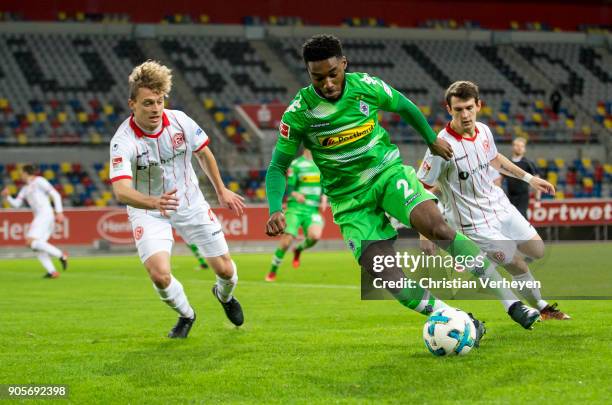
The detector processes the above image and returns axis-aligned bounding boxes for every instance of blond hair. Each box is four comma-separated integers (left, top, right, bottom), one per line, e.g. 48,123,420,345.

513,137,527,145
128,60,172,100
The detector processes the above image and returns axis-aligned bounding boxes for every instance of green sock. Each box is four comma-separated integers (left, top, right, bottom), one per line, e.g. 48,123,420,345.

270,248,286,273
394,286,449,315
296,237,316,251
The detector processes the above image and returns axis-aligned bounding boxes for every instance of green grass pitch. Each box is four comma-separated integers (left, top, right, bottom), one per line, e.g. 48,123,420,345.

1,243,610,403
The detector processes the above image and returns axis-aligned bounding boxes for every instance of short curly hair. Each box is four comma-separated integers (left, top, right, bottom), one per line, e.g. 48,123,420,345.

302,34,343,64
128,60,172,100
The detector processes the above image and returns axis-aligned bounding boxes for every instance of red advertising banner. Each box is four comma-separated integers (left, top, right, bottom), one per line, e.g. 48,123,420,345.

528,199,612,226
0,206,341,247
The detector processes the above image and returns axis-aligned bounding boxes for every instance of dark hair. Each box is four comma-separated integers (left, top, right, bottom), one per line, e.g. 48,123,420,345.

22,164,36,175
445,81,480,107
302,34,343,63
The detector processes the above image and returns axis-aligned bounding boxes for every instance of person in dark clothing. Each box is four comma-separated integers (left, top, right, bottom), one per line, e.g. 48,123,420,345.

504,137,540,219
550,88,562,115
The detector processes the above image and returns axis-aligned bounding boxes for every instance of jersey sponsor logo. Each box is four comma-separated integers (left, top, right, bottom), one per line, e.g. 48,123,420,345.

171,132,185,149
112,143,119,151
359,100,369,116
317,120,374,148
300,174,320,183
459,171,470,180
112,157,123,168
196,127,203,136
133,225,144,241
279,121,290,138
310,122,330,128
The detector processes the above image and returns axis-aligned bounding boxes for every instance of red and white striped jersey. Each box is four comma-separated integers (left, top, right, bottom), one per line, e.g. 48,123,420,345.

109,109,209,218
417,122,512,233
7,176,63,217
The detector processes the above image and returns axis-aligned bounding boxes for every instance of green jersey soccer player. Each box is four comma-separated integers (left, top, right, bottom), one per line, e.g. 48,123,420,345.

265,35,542,342
266,149,327,281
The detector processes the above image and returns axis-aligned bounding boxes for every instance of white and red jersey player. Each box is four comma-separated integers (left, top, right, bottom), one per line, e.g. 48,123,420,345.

417,122,536,264
109,109,225,262
7,176,63,241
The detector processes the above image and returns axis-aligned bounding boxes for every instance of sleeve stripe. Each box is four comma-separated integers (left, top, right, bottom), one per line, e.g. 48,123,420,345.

419,179,434,190
110,175,132,183
194,138,210,153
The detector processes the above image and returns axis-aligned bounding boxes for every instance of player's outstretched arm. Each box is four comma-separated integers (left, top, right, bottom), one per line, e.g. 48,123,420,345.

112,178,179,216
491,153,555,195
265,148,295,236
392,93,453,160
195,146,245,215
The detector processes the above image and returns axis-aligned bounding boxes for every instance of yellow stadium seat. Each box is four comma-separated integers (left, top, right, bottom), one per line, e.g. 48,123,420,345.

555,191,564,200
534,22,542,30
352,17,361,26
225,125,236,136
256,188,266,200
582,125,591,135
532,113,542,123
229,181,240,193
10,170,20,181
583,178,593,187
8,184,17,194
60,162,72,173
0,98,8,108
95,199,107,207
582,158,592,168
76,11,85,21
597,105,605,115
269,15,278,25
17,134,27,144
449,19,457,29
537,158,547,168
496,126,506,135
91,133,102,144
27,112,36,123
497,112,508,122
481,106,493,117
174,14,183,23
419,105,431,116
214,111,225,122
554,158,564,168
57,112,67,123
103,104,114,115
565,119,575,129
203,98,215,110
200,14,209,24
36,112,47,122
58,11,67,21
604,118,612,129
43,169,55,180
547,172,558,185
3,201,10,208
243,133,251,142
77,112,88,123
535,100,544,109
510,21,519,30
99,169,108,181
64,184,74,195
102,191,113,201
604,164,612,174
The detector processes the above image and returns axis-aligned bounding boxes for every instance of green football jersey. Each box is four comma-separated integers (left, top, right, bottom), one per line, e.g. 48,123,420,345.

275,72,404,201
286,155,322,213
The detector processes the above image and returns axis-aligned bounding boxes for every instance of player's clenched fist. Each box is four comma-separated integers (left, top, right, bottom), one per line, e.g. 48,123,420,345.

265,212,286,236
429,138,453,161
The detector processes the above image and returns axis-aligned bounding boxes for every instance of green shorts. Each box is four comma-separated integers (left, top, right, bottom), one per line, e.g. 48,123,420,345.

330,165,436,261
285,209,324,237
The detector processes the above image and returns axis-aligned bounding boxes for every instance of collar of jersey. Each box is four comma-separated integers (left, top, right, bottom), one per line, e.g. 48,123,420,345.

446,122,479,142
130,112,170,138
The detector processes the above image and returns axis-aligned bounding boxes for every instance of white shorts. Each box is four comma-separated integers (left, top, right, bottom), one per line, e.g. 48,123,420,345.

130,203,228,263
27,214,55,241
464,205,538,265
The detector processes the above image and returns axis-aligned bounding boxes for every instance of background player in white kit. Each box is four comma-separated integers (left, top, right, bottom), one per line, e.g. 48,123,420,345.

418,81,570,324
109,60,246,338
1,164,68,278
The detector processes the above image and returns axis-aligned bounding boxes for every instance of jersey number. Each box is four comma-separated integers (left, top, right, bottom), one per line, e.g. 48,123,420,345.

396,179,414,199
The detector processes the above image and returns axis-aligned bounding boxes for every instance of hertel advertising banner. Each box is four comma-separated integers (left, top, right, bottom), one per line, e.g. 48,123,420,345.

528,199,612,226
0,207,341,247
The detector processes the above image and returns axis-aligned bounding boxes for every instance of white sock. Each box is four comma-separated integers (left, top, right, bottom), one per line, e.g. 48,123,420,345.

37,252,56,274
512,271,549,310
155,276,195,319
479,263,520,312
31,240,62,258
215,260,238,303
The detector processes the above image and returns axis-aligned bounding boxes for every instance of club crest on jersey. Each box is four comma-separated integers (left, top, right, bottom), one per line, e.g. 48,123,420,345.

483,138,490,153
279,121,290,138
172,133,185,149
359,100,369,116
134,226,144,241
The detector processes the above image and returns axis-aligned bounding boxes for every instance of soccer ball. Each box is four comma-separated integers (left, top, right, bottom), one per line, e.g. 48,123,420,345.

423,307,476,356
